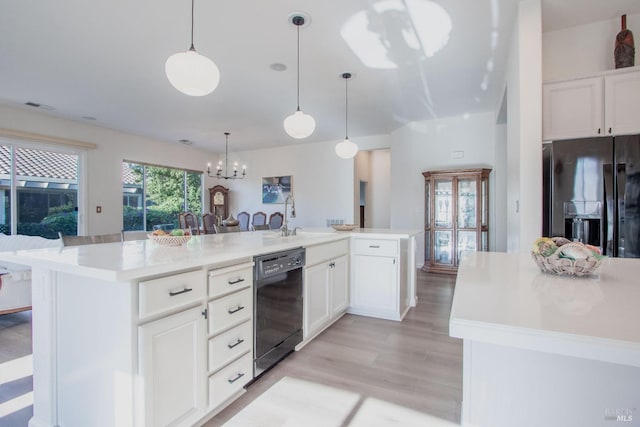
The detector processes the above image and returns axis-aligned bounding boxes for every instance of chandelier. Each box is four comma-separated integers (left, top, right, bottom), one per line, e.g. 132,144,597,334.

207,132,246,179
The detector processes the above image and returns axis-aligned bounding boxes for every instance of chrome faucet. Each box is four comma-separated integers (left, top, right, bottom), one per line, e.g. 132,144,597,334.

281,194,296,236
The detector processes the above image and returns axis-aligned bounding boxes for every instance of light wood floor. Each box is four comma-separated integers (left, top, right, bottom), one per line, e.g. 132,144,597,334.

0,271,461,427
0,310,33,427
206,272,462,426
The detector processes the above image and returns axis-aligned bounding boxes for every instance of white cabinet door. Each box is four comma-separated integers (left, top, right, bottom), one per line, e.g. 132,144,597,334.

330,255,349,317
303,262,330,339
605,71,640,136
139,306,206,427
351,255,397,313
543,77,603,140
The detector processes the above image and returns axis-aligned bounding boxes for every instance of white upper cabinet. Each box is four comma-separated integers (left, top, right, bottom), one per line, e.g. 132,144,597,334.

604,71,640,136
543,77,603,140
543,68,640,141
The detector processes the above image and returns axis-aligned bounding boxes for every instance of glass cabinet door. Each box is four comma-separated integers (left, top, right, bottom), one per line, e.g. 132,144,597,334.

434,230,453,265
457,178,477,229
434,179,453,228
457,230,477,260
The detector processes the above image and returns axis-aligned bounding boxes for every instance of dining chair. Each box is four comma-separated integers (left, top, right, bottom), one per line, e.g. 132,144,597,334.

237,211,250,231
252,224,270,231
59,232,123,247
201,212,216,234
181,212,200,234
214,225,240,233
268,212,284,230
252,211,267,227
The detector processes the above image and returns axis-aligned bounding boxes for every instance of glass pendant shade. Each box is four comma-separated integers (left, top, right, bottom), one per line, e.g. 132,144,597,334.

284,110,316,139
335,138,358,159
165,49,220,96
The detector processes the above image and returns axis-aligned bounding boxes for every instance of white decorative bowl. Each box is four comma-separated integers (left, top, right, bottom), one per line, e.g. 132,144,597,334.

148,234,192,246
531,250,604,277
331,224,357,232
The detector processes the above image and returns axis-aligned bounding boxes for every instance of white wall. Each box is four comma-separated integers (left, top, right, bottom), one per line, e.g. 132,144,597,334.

221,135,390,229
0,105,214,235
389,112,497,266
504,0,543,253
355,150,371,227
368,149,391,228
543,13,640,81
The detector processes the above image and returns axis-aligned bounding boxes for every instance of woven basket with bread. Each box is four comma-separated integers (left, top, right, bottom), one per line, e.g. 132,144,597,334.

531,237,605,277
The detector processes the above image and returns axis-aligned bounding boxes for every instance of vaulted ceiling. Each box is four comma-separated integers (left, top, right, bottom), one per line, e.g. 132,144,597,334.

0,0,638,153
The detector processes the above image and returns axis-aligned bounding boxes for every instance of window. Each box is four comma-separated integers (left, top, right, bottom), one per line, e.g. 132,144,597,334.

0,144,80,238
122,161,203,232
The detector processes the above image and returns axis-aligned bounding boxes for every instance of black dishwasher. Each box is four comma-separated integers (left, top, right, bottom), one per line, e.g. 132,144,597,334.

253,247,305,377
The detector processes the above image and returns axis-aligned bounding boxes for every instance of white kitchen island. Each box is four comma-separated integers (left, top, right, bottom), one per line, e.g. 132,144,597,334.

450,252,640,427
0,228,419,427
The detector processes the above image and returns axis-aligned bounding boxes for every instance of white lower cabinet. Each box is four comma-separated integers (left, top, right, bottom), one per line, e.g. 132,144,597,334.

208,352,253,409
207,261,254,411
351,254,397,313
304,262,331,336
303,239,349,342
349,236,409,321
138,305,207,427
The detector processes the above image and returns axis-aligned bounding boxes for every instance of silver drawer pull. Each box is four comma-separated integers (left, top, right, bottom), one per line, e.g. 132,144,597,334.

369,245,380,248
228,305,245,314
228,372,245,384
169,287,192,297
228,277,245,285
227,338,245,349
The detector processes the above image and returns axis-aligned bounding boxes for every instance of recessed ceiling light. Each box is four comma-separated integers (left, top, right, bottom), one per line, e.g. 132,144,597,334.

270,63,287,71
82,116,97,121
179,139,193,145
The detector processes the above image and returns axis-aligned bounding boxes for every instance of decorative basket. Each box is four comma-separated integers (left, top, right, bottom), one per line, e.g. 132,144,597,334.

531,249,604,277
331,224,357,231
148,234,192,246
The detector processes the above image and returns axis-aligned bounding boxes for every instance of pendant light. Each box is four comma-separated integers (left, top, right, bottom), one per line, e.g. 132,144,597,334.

165,0,220,96
207,132,246,179
335,73,358,159
283,15,316,139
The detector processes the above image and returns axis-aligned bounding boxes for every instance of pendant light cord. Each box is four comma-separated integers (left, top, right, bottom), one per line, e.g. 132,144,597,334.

296,23,300,111
189,0,195,51
225,132,229,175
345,76,349,139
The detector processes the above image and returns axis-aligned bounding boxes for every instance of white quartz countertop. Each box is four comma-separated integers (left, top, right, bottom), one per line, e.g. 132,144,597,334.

450,252,640,367
0,228,420,282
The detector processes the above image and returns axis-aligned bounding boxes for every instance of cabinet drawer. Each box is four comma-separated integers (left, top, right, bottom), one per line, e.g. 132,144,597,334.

208,352,253,410
139,270,205,319
306,239,349,266
208,263,253,299
208,288,253,335
208,320,252,373
352,238,398,257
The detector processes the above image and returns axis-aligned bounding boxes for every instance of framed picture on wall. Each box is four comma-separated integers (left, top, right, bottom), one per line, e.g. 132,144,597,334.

262,176,292,204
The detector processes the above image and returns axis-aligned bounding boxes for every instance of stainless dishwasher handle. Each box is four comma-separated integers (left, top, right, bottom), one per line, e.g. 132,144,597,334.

228,338,245,349
228,372,245,384
228,305,245,314
169,287,192,296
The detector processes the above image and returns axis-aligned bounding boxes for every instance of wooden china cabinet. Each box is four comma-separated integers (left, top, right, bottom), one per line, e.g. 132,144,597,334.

422,168,491,274
208,185,229,225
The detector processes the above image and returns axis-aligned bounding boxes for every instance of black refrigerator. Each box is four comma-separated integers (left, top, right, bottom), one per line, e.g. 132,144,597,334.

543,134,640,258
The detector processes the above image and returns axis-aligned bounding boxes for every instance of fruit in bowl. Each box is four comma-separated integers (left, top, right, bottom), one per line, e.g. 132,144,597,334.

148,229,192,246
